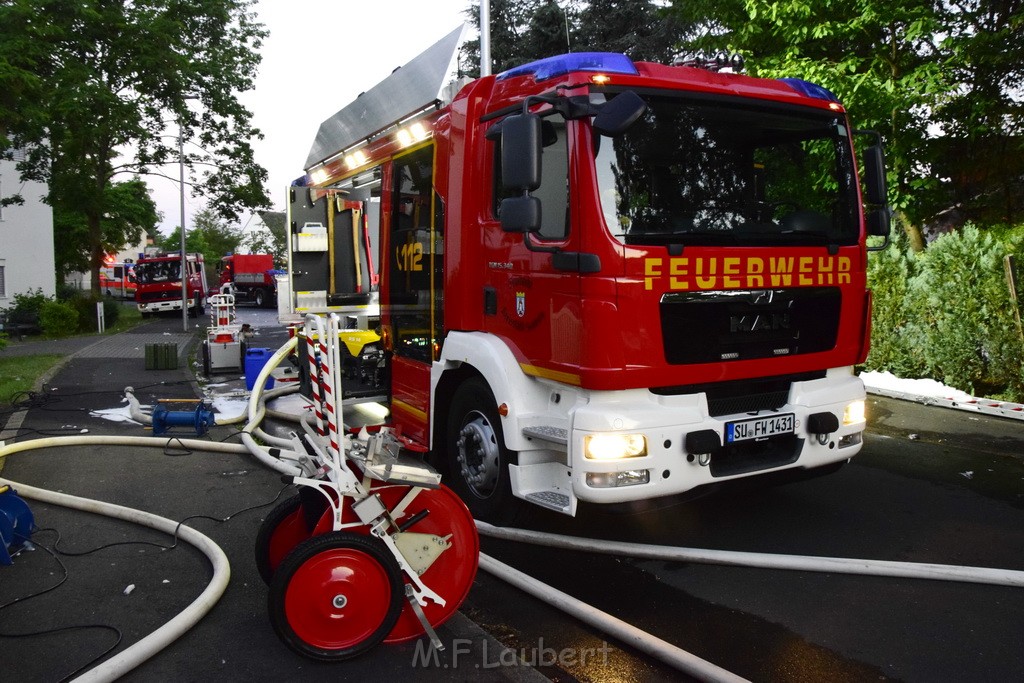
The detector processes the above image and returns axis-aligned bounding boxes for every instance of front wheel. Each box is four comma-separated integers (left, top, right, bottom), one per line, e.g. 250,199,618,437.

445,377,520,524
268,532,403,661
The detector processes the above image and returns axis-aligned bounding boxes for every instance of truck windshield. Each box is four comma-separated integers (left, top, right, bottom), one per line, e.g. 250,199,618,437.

594,95,859,247
136,260,181,284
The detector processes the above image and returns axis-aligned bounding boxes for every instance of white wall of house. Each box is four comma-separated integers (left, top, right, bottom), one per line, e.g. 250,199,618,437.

0,155,56,306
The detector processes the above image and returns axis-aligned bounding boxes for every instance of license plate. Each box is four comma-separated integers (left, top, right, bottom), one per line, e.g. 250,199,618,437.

726,413,795,443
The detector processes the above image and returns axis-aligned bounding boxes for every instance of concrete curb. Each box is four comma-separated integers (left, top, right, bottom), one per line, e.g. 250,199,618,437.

865,385,1024,421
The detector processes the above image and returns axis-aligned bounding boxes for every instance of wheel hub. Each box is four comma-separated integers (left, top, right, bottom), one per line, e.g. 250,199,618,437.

456,412,499,497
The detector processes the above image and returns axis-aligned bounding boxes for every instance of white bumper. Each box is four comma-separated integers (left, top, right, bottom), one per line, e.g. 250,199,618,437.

138,299,184,313
564,369,866,504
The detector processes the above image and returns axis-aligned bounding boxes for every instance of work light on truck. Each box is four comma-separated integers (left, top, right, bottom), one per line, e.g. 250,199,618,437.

584,433,647,460
585,470,651,489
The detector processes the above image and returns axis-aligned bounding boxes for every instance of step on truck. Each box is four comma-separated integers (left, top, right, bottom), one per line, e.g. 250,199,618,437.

290,26,891,521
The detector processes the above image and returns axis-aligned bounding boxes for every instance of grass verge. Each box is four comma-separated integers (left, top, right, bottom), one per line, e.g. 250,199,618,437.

0,354,63,407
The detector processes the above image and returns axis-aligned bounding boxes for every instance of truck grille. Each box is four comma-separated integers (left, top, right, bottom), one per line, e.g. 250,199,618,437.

652,371,825,417
659,288,840,365
138,289,181,303
710,435,803,477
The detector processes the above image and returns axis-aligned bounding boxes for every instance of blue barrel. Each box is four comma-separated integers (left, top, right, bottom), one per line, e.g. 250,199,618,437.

245,348,275,391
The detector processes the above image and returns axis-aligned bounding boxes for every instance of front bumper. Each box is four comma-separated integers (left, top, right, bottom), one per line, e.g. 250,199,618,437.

138,299,184,313
567,370,866,504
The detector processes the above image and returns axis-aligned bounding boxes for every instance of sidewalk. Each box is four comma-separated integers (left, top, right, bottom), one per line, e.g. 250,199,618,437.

0,312,536,682
0,332,114,357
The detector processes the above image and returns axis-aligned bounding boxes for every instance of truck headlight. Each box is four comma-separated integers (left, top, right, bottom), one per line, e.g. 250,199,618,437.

843,400,866,425
584,433,647,460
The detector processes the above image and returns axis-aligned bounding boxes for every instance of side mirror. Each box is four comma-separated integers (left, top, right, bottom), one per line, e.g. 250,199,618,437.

866,206,892,237
593,91,647,137
501,113,542,190
862,144,891,239
500,196,541,233
863,145,887,206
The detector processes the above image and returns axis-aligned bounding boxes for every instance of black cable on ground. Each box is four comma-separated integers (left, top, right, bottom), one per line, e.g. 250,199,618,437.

0,484,291,679
0,530,124,682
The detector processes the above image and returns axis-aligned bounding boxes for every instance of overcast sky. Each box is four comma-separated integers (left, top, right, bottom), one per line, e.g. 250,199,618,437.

152,0,473,235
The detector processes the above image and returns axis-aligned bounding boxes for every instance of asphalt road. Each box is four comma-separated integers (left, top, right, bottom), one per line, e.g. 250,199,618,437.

470,395,1024,682
2,305,1022,682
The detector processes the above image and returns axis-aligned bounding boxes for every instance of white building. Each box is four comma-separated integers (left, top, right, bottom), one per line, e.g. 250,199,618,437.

0,150,56,305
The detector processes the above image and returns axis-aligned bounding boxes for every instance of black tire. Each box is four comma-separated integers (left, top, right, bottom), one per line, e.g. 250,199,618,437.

268,531,403,661
445,377,520,523
254,287,266,308
254,491,329,585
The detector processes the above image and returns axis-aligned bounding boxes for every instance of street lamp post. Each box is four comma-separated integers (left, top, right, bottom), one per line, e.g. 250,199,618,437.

178,95,198,332
179,121,188,332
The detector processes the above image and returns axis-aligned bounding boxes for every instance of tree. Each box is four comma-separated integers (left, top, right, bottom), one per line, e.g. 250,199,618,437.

158,207,242,271
667,0,1024,239
461,0,684,75
927,2,1024,226
242,211,287,267
575,0,682,62
522,0,577,59
52,177,159,284
461,0,539,76
0,0,269,293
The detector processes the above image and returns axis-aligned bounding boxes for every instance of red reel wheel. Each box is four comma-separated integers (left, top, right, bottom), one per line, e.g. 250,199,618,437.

306,483,480,642
268,531,403,660
375,484,480,643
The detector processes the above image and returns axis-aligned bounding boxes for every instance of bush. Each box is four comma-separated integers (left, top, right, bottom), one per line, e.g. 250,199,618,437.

39,300,80,337
911,225,1024,398
866,223,1024,401
7,288,49,319
865,229,927,377
69,295,97,332
66,295,120,332
56,281,83,302
103,298,121,327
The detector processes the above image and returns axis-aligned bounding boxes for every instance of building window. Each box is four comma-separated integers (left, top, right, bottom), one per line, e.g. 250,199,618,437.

0,261,6,298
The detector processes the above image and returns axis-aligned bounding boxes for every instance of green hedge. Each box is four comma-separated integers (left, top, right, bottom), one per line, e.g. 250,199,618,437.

39,300,80,337
69,296,121,332
866,224,1024,401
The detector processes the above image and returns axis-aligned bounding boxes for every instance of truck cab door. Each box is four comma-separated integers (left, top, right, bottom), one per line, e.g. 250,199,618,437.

385,144,441,445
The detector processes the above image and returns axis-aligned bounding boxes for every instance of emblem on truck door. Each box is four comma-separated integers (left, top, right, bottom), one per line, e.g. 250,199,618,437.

516,291,526,318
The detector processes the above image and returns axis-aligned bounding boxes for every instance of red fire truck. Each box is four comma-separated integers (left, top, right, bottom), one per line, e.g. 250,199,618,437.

292,28,891,520
134,252,208,317
214,253,280,307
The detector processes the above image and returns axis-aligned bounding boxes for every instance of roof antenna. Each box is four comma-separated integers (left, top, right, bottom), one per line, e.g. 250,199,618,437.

563,3,571,53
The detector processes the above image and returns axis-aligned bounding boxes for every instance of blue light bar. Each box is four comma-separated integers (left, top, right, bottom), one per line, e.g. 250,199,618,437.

778,78,840,102
497,52,638,81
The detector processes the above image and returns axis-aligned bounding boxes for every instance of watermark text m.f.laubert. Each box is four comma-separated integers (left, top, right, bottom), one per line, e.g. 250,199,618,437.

412,637,613,669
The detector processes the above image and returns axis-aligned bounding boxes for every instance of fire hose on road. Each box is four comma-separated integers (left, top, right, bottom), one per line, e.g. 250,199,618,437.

3,318,1023,682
